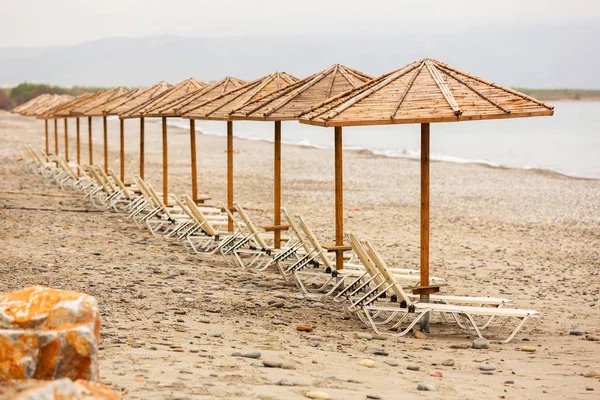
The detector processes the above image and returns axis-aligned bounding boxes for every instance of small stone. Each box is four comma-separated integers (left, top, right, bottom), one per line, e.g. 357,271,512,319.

504,380,515,384
583,370,600,379
174,310,186,315
199,318,211,324
305,392,332,400
413,331,427,340
569,330,583,336
297,325,313,332
373,350,389,357
473,338,490,349
272,319,286,325
171,287,184,293
209,332,222,338
356,332,373,340
585,335,599,341
366,395,381,399
262,360,282,368
441,359,455,367
521,346,536,352
429,371,443,378
270,301,284,308
407,363,420,371
384,360,398,367
359,359,375,368
241,351,261,359
479,362,497,372
276,379,296,386
417,383,436,391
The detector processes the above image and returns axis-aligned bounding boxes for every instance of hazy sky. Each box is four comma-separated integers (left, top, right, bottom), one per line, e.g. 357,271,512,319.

2,0,599,47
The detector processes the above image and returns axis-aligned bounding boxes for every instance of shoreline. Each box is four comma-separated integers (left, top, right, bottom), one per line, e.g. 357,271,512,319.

162,120,600,182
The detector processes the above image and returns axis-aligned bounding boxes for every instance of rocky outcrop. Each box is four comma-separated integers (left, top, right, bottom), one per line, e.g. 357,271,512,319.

0,286,100,381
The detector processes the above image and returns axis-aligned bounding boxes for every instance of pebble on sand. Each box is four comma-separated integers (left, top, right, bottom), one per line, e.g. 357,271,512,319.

441,359,455,367
262,360,282,368
297,325,314,332
413,331,427,340
407,363,420,371
521,346,536,352
472,338,490,349
417,383,436,391
479,362,497,372
241,351,261,359
304,391,332,399
359,359,375,368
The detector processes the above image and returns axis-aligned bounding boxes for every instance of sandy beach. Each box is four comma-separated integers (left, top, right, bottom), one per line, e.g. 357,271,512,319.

1,109,599,399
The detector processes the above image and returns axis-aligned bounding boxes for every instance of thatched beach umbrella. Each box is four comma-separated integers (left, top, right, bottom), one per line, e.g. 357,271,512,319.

22,95,74,156
299,58,554,330
120,78,206,183
70,87,131,172
11,94,53,154
146,77,246,205
180,72,299,234
231,64,372,248
39,93,95,165
97,81,173,182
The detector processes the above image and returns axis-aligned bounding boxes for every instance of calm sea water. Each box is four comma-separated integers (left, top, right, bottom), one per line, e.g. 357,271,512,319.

167,101,600,179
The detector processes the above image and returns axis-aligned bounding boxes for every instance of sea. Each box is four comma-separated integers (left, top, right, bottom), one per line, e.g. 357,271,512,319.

162,101,600,180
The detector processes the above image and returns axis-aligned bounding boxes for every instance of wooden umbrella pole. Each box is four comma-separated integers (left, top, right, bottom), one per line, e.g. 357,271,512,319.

420,122,431,332
190,119,198,201
274,121,282,248
88,117,93,164
120,119,125,181
76,118,81,176
103,116,108,173
162,117,168,205
64,119,69,161
44,119,49,154
139,117,145,179
54,119,58,155
227,121,234,231
334,126,344,270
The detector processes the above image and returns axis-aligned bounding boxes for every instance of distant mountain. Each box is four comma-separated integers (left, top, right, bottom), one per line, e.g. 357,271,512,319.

0,23,598,88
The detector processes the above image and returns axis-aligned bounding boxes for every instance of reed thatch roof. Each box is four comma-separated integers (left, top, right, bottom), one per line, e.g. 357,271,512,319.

300,59,555,127
181,72,298,120
11,94,53,114
38,93,96,119
151,77,246,117
81,86,145,117
22,95,74,117
69,87,130,116
101,81,172,116
231,64,371,121
120,78,206,119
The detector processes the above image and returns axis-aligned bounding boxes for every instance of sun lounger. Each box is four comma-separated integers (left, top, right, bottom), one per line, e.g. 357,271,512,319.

341,233,538,343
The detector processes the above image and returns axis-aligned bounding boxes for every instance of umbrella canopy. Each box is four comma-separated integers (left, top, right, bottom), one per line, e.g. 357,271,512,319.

300,59,554,126
11,94,53,115
180,72,298,233
120,78,207,119
152,77,246,117
180,72,298,119
232,64,372,121
229,64,371,247
69,87,131,116
21,95,73,117
298,58,554,332
118,78,207,181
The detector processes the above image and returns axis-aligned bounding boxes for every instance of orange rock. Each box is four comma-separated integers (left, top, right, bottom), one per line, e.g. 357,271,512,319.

1,378,121,399
0,286,100,381
296,325,313,332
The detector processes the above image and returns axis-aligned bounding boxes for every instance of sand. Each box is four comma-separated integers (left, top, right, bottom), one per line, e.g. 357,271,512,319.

0,110,599,399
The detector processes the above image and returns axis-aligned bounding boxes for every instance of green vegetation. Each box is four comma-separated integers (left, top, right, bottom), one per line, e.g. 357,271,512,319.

0,83,109,110
514,88,600,101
